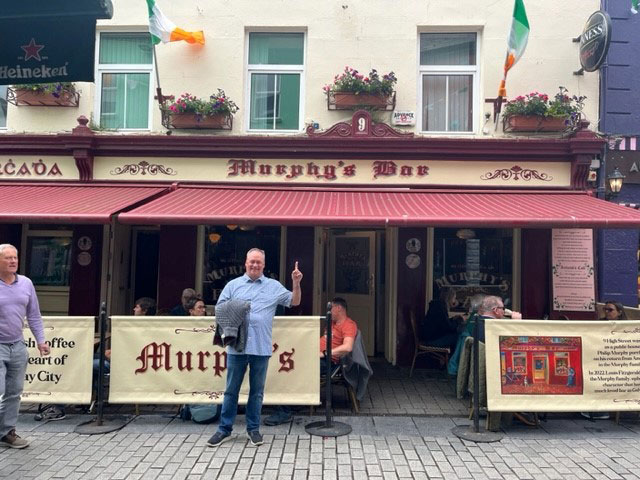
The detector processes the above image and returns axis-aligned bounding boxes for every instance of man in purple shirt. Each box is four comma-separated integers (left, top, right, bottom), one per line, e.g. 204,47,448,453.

0,244,49,449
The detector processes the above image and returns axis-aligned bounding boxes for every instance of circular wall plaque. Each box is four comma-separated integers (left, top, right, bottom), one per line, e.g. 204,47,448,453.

77,236,92,251
406,238,421,253
77,252,91,266
579,10,612,72
405,254,421,269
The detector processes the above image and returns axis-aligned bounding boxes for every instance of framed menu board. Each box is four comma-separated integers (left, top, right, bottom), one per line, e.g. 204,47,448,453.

551,229,595,311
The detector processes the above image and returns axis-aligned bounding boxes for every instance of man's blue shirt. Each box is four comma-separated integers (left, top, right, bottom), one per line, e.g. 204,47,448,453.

217,273,292,356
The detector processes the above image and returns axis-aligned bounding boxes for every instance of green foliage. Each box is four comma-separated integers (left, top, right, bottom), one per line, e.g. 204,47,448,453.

15,82,75,97
503,87,586,121
166,89,239,116
324,66,397,96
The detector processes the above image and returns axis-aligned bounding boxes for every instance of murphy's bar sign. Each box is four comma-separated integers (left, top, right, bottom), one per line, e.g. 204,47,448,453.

0,156,79,180
96,156,571,187
0,19,96,84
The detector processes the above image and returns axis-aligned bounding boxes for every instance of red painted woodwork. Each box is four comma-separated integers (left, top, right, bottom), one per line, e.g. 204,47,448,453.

157,225,198,312
68,225,103,316
396,228,428,366
285,226,314,316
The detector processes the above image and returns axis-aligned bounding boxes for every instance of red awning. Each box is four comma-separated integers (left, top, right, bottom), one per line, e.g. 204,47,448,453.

0,184,169,224
118,186,640,228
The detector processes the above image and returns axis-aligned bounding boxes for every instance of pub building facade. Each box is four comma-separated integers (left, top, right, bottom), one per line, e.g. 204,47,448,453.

2,113,640,366
2,0,640,366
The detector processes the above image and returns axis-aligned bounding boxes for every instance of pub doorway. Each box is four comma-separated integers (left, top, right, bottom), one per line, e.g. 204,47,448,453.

326,229,385,357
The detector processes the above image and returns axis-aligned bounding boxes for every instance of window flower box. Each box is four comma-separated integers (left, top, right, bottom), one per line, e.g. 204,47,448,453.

328,91,395,111
161,90,237,130
504,115,568,132
502,87,585,133
325,66,396,111
165,112,232,129
8,84,79,107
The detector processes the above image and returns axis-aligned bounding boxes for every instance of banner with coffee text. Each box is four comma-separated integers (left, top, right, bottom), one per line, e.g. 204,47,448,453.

486,319,640,412
109,316,320,404
22,317,94,404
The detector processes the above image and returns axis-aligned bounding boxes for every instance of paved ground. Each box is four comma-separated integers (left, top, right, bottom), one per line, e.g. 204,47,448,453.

2,412,640,479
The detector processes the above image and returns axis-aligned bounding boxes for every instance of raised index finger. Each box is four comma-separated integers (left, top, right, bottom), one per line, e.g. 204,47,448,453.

294,261,299,270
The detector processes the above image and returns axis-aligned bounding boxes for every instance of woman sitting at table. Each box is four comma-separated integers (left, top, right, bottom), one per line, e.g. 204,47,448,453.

601,300,627,321
419,288,463,352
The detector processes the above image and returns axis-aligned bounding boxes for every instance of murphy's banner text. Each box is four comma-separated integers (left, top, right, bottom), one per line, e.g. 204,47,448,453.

486,319,640,412
109,316,320,405
22,317,94,404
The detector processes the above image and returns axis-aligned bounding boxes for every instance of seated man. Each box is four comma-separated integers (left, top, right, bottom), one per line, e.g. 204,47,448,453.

170,288,196,316
263,297,357,426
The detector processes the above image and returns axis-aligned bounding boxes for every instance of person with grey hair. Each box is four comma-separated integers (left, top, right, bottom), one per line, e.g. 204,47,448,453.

476,295,522,343
0,244,50,448
170,288,197,316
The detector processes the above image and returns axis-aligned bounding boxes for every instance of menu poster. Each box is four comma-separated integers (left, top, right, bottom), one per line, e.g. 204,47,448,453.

552,229,595,312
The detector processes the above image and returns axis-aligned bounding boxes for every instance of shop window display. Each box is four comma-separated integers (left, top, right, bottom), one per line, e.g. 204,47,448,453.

202,225,281,305
433,227,513,310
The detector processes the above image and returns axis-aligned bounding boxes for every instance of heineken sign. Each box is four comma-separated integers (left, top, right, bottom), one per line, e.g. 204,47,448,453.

0,18,97,85
578,11,612,73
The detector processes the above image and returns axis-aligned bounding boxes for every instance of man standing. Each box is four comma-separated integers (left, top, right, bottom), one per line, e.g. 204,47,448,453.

207,248,302,447
0,244,50,449
263,297,357,426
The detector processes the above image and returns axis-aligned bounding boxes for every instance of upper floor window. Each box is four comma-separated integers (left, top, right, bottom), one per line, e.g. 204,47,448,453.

419,33,478,133
96,33,153,130
0,85,7,129
247,32,304,131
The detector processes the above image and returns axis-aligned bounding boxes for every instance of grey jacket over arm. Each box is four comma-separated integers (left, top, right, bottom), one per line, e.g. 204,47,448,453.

213,300,250,352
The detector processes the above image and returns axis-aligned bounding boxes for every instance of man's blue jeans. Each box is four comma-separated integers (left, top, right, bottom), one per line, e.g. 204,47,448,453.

0,342,29,437
217,354,269,434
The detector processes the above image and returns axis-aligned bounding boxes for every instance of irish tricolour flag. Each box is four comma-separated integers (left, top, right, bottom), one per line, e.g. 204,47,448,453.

146,0,205,45
498,0,529,97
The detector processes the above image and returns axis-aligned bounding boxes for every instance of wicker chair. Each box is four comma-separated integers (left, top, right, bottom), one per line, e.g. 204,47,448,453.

409,310,450,377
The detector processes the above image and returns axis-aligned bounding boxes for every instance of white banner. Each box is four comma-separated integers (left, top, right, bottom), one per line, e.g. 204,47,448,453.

486,319,640,412
109,316,320,405
22,317,94,404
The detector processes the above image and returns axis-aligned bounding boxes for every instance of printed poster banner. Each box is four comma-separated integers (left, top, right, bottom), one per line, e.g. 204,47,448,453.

109,316,320,405
486,319,640,412
551,229,595,311
22,317,94,404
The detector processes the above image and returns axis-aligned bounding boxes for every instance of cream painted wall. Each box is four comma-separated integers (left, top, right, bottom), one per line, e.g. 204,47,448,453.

5,0,600,136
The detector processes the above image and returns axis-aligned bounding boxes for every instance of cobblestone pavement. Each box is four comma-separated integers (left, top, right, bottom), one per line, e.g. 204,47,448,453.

2,413,640,479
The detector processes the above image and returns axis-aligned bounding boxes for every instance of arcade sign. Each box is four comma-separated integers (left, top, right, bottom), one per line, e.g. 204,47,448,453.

579,10,612,73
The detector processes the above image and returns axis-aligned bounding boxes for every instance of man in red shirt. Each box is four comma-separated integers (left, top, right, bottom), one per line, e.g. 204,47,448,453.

264,297,357,426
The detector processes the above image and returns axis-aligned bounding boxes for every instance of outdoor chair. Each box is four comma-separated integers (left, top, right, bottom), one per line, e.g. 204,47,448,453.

409,310,450,377
311,330,372,414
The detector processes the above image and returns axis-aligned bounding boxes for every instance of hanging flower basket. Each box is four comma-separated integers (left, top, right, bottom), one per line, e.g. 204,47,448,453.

504,115,568,132
165,112,232,129
8,86,79,107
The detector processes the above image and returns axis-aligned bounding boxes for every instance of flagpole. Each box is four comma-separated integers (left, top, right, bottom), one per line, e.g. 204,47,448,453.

153,44,164,109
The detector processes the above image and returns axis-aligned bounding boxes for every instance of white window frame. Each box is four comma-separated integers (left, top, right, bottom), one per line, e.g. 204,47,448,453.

418,31,480,135
94,30,155,131
245,30,305,133
0,85,7,130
